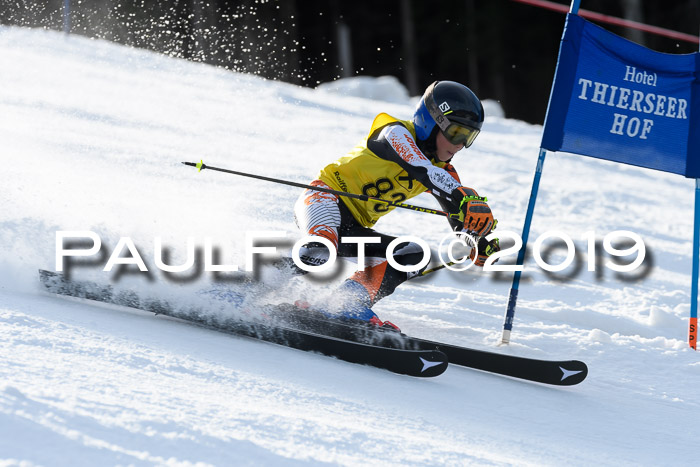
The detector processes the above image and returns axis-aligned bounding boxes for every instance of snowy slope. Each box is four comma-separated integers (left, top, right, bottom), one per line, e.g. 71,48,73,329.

1,26,699,466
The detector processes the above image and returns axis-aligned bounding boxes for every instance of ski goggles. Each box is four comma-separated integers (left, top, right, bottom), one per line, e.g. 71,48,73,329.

441,123,480,147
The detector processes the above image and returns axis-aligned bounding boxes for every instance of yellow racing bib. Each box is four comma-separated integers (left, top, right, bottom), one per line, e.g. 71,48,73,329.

318,113,448,228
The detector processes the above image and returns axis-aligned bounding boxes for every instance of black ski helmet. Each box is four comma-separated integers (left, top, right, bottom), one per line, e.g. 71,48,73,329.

413,81,484,147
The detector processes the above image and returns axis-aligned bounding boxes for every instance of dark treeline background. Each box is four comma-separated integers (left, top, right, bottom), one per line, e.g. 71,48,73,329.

1,0,698,123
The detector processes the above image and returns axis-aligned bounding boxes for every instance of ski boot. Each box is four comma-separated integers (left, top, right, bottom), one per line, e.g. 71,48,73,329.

295,280,401,332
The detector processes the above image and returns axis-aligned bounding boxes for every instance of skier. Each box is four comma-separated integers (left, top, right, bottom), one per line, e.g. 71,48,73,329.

292,80,500,328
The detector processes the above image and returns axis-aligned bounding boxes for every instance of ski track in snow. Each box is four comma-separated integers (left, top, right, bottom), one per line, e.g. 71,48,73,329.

1,26,699,466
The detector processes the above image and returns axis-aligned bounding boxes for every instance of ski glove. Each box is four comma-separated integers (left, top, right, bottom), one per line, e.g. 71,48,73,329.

452,186,495,237
470,236,500,267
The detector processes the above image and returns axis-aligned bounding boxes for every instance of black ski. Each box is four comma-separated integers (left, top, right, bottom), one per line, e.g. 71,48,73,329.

38,270,588,385
405,335,587,385
37,270,447,378
266,304,588,386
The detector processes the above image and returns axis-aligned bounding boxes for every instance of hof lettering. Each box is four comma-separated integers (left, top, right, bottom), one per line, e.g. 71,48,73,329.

576,66,688,141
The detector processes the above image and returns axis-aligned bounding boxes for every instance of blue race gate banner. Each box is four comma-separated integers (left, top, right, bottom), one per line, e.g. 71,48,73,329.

541,13,700,178
505,10,700,349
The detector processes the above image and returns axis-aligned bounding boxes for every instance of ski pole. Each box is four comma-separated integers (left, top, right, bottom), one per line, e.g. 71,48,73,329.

182,160,463,221
417,261,462,277
414,233,477,278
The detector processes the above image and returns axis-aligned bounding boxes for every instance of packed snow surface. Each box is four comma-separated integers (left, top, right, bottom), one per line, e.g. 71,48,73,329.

1,27,698,466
